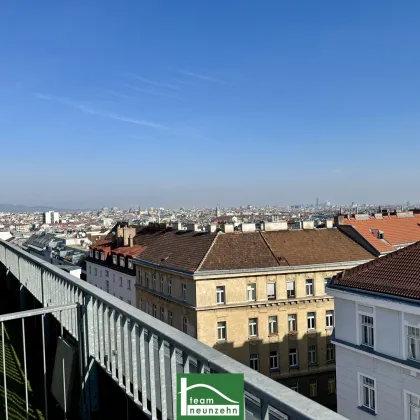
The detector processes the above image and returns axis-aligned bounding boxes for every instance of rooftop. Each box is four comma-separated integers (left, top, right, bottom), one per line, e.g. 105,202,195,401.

330,241,420,301
339,213,420,254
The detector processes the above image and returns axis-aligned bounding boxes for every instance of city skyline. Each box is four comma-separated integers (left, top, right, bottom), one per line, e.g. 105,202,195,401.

2,1,420,207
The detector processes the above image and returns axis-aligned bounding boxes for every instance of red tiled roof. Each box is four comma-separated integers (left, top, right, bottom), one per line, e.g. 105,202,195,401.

112,245,145,258
199,229,374,271
341,214,420,253
331,241,420,300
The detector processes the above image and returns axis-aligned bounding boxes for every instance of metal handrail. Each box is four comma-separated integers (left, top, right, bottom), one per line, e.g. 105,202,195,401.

0,239,346,420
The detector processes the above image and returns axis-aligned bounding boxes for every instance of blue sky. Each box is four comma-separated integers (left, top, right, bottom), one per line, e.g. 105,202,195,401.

1,1,420,208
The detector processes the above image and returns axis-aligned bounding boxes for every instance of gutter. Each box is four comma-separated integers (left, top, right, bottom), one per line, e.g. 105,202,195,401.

132,258,373,279
327,283,420,309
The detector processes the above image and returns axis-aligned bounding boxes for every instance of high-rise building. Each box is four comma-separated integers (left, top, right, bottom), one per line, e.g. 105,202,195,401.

43,211,60,224
316,197,319,207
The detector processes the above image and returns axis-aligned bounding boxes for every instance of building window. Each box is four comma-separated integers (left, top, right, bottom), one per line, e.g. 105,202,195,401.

360,314,374,347
153,304,157,318
127,300,131,305
100,252,105,261
160,307,165,321
105,269,109,277
359,374,376,413
289,348,298,367
95,251,99,259
307,312,316,330
152,274,156,290
120,257,125,267
326,343,335,362
326,310,334,328
127,279,131,290
113,273,115,282
89,250,93,258
113,255,117,265
139,271,143,285
407,392,420,420
269,351,279,370
128,259,133,269
288,314,297,332
168,311,173,326
286,280,295,298
145,274,149,288
183,317,188,333
119,276,123,287
290,383,299,392
168,278,172,295
217,321,227,341
309,379,317,397
100,270,102,277
249,353,259,371
106,280,110,293
248,318,258,337
89,266,91,274
327,376,336,394
306,279,314,296
407,326,420,362
139,299,143,311
216,286,225,304
267,283,276,300
146,302,150,314
160,275,164,292
308,344,317,365
94,267,97,276
247,283,256,301
268,316,278,334
182,283,187,301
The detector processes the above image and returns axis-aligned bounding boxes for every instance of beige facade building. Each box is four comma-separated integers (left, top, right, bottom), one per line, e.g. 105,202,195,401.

132,222,375,409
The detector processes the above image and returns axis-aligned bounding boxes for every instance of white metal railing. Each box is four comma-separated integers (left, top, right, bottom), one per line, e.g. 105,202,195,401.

0,239,346,420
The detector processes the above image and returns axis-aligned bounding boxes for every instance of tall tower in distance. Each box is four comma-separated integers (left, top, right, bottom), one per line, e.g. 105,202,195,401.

216,206,220,217
316,197,319,207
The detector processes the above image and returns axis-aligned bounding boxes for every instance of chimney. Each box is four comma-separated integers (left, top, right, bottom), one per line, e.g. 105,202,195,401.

171,222,182,231
206,224,217,233
326,219,333,229
129,235,134,247
302,220,314,230
241,223,256,232
186,223,199,232
123,227,136,246
222,224,234,233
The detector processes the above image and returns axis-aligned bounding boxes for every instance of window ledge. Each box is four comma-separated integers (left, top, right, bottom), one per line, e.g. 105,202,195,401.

268,333,279,337
289,365,299,370
326,360,336,364
358,406,376,416
288,330,298,335
325,326,334,330
308,362,318,367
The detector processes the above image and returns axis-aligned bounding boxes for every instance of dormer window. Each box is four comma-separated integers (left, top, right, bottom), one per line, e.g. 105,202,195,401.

89,250,93,258
100,252,105,261
120,256,125,267
128,259,133,269
95,251,99,259
113,255,117,265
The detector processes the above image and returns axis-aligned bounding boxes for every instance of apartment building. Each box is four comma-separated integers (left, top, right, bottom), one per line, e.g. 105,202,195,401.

336,211,420,256
86,224,141,305
132,222,375,408
327,242,420,420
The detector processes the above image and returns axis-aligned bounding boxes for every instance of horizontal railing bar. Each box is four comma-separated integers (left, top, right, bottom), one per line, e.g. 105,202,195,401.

0,303,79,322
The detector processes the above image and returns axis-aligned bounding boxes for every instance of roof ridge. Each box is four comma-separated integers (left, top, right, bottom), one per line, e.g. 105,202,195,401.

259,231,282,267
195,232,220,272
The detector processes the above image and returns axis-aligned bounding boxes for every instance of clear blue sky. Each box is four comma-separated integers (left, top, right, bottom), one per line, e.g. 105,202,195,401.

1,1,420,208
